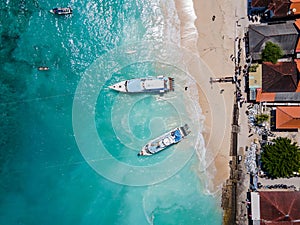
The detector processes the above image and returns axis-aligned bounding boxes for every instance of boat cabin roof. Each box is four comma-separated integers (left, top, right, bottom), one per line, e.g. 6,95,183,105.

127,79,164,92
143,80,164,90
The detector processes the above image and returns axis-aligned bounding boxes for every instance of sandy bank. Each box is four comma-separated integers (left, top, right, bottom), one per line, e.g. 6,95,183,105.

175,0,247,193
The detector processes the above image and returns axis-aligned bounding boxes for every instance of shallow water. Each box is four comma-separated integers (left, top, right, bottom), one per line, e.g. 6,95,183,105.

0,0,222,224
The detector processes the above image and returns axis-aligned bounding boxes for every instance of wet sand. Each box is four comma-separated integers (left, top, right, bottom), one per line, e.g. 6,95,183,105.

175,0,247,193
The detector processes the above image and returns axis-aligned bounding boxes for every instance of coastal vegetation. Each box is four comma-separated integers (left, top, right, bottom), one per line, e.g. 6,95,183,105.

255,114,269,125
261,137,300,178
249,63,259,72
261,41,284,64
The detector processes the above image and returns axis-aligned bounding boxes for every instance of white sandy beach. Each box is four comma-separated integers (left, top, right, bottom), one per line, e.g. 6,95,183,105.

175,0,247,193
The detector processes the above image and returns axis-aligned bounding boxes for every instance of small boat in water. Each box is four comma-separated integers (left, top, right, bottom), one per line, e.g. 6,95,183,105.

38,66,49,71
138,124,190,156
109,76,174,93
50,7,72,15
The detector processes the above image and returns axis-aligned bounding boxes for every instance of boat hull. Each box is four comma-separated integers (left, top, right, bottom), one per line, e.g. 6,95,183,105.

50,7,72,15
109,76,174,93
138,124,190,156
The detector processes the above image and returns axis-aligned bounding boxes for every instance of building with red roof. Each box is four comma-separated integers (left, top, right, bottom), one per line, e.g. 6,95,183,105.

276,106,300,129
262,61,298,92
249,191,300,225
250,0,300,18
290,0,300,15
254,60,300,103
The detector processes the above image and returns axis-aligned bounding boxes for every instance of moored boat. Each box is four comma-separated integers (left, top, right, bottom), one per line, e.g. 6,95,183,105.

50,7,72,15
38,66,49,71
138,124,190,156
109,76,174,93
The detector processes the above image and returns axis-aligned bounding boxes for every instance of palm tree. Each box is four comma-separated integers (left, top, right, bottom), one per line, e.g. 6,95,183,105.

261,137,300,178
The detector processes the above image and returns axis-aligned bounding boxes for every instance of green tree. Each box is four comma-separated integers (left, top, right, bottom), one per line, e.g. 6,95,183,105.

261,41,284,64
261,137,300,178
255,114,269,125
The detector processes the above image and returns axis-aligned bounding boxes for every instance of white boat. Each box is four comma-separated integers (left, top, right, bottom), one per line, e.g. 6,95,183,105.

50,7,72,15
38,66,49,71
138,124,190,156
109,76,174,93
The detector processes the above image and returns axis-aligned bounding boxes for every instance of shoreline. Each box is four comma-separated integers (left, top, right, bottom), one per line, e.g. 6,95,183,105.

174,0,230,195
175,0,247,192
193,0,235,193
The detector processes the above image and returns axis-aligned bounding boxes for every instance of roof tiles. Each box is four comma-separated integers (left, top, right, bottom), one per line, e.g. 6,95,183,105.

276,106,300,128
251,0,291,17
248,22,298,60
260,191,300,223
262,61,298,93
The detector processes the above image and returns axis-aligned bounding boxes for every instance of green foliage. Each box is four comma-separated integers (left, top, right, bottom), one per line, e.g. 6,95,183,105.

249,64,259,72
261,41,284,64
255,114,269,125
261,137,300,178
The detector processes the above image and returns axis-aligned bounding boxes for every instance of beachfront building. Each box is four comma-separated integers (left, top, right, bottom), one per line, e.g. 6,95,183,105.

260,61,298,92
248,21,298,61
248,60,300,100
249,0,300,21
253,60,300,130
248,191,300,224
246,18,300,130
291,0,300,16
276,106,300,129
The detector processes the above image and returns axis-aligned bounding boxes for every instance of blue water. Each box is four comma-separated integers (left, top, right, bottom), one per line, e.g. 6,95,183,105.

0,0,222,224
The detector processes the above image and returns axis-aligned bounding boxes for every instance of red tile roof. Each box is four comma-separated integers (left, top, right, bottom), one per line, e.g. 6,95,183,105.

290,1,300,15
252,0,291,17
297,82,300,92
295,58,300,72
262,62,298,93
256,88,276,102
260,191,300,224
294,59,300,92
276,106,300,129
295,20,300,52
295,19,300,30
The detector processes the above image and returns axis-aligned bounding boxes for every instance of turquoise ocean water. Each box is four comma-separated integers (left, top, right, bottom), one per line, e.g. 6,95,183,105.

0,0,222,224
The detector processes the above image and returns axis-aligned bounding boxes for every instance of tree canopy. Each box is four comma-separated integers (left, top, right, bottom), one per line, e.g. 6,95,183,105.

261,41,284,64
261,137,300,178
255,114,269,125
